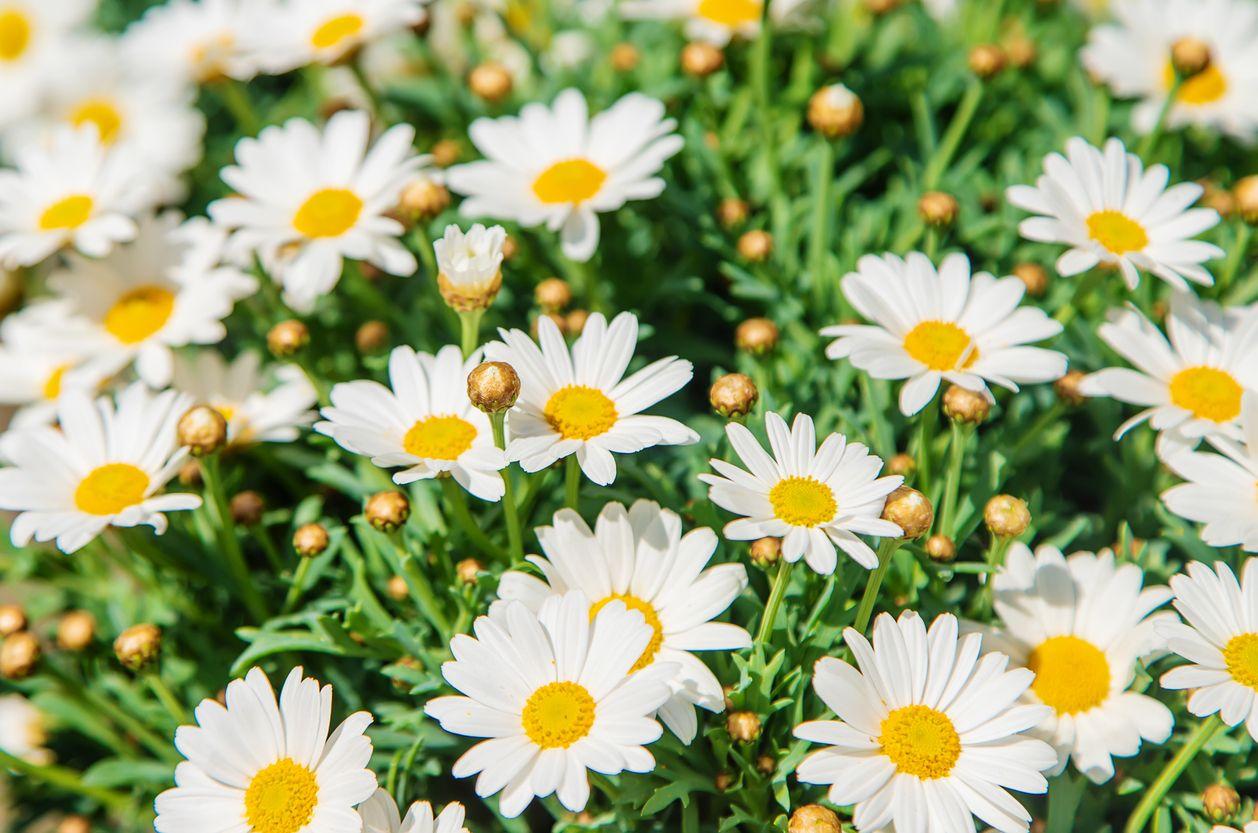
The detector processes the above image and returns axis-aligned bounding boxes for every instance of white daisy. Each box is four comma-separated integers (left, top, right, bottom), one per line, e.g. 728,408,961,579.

155,667,377,833
171,351,317,446
1211,826,1258,833
0,382,201,554
496,499,751,744
483,311,697,486
1157,558,1258,741
252,0,426,75
358,789,467,833
424,591,675,817
978,543,1175,783
209,110,426,312
122,0,270,84
1007,136,1224,290
619,0,810,46
433,223,506,311
447,89,683,262
1081,0,1258,143
0,0,94,129
0,301,111,429
0,694,51,764
795,611,1057,833
699,411,903,575
820,252,1067,417
315,345,507,501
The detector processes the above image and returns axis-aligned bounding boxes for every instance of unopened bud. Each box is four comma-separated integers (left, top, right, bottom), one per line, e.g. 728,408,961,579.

267,320,309,358
57,816,91,833
755,754,775,775
230,490,265,526
681,42,724,77
1202,784,1240,822
1004,34,1036,69
1012,263,1049,297
749,537,781,568
456,558,483,585
807,84,864,139
789,804,841,833
1171,37,1211,78
610,42,639,72
717,197,750,229
534,278,572,312
396,178,451,225
0,604,26,637
1235,176,1258,225
366,490,411,532
984,494,1030,538
942,385,991,424
968,44,1006,79
918,191,958,227
565,309,589,335
57,610,96,651
881,486,933,539
1054,370,1087,406
386,575,409,601
886,452,916,477
294,523,330,557
710,373,759,418
431,139,461,168
0,631,39,678
714,771,734,791
114,624,161,672
468,61,513,102
467,361,521,413
179,459,203,486
735,317,779,354
355,320,390,354
178,405,228,456
726,710,761,742
737,229,773,262
925,534,956,563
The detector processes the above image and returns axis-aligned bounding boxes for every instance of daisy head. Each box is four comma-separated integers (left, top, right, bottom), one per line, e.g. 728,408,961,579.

497,499,751,744
424,591,676,817
484,311,697,486
0,382,201,554
433,222,506,312
1007,136,1223,291
210,110,428,312
316,345,507,501
619,0,810,45
172,351,317,446
0,694,51,764
253,0,426,74
155,667,377,833
0,302,111,429
794,611,1057,833
820,252,1067,416
0,0,94,128
447,89,683,261
123,0,269,84
699,411,903,575
358,789,468,833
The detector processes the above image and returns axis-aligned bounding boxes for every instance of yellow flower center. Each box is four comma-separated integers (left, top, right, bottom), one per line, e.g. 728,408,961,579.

1168,366,1243,424
69,97,123,145
531,159,607,205
696,0,762,26
521,681,596,749
1086,210,1149,256
38,195,94,232
293,188,363,238
243,758,319,833
310,12,365,50
104,286,176,345
1164,60,1228,106
73,463,150,516
402,414,477,460
1223,632,1258,691
544,385,618,440
878,705,961,780
0,7,31,62
902,321,978,372
190,31,235,81
768,475,836,527
42,364,69,400
589,593,664,672
1027,635,1111,715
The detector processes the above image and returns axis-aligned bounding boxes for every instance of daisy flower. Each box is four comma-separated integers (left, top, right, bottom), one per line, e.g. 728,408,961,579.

424,592,675,817
315,345,507,501
155,667,377,833
1157,558,1258,740
484,311,697,486
0,302,111,429
820,252,1067,417
496,499,751,744
122,0,269,84
172,351,317,446
619,0,810,46
1081,0,1258,143
433,223,506,311
979,543,1174,783
0,382,201,554
0,694,51,764
209,110,427,312
447,89,683,262
0,125,147,268
699,411,903,575
795,611,1057,833
358,789,467,833
1211,826,1258,833
1007,137,1223,290
252,0,426,75
0,0,94,129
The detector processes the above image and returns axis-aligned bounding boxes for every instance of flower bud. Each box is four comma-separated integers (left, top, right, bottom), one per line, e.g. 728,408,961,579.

710,373,759,418
57,610,96,651
267,320,309,358
394,176,450,227
57,816,91,833
229,490,265,526
1202,784,1240,822
565,309,589,335
808,84,864,139
984,494,1030,538
1171,37,1212,77
749,536,782,568
726,710,761,743
114,624,161,672
178,405,228,456
610,42,639,72
355,320,390,354
717,197,749,229
0,604,26,637
756,754,775,775
468,61,513,102
456,557,483,585
681,42,724,77
968,44,1006,79
737,229,773,262
435,223,506,312
1004,34,1036,69
886,452,916,477
918,191,959,227
1235,175,1258,225
366,490,411,532
431,139,461,168
714,772,734,791
1012,263,1048,297
1198,180,1235,218
942,385,991,424
1054,370,1087,406
0,631,39,679
467,361,521,413
294,523,330,557
925,534,956,563
789,804,841,833
735,317,779,354
881,486,933,539
386,575,409,601
534,278,572,312
178,459,203,486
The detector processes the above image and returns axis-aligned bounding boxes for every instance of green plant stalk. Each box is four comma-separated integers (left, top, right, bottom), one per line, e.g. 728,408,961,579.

458,309,484,359
852,538,902,633
283,556,315,612
441,477,508,561
200,455,269,622
45,664,178,764
1219,221,1252,295
1124,716,1225,833
938,421,971,537
0,749,132,810
350,56,385,118
755,558,794,647
750,0,781,224
565,455,580,510
393,539,453,639
491,412,524,563
146,672,189,724
1137,76,1182,160
1009,401,1066,460
914,399,939,492
214,79,260,134
923,81,983,189
808,139,836,311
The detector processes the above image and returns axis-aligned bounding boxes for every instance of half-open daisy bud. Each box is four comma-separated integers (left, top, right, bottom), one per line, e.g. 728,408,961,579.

1236,175,1258,225
918,191,958,227
942,384,991,424
880,485,932,539
807,84,863,139
433,223,505,312
294,522,330,557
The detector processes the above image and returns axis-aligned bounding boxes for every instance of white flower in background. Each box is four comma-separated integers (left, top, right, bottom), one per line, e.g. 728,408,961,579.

920,0,959,20
358,789,468,833
316,345,507,501
1158,558,1258,740
978,543,1175,783
171,351,317,446
1081,0,1258,143
210,110,426,312
544,31,595,71
497,500,751,744
0,302,113,429
795,611,1057,833
0,126,147,268
433,223,506,310
155,667,377,833
1079,292,1258,455
0,694,51,764
1007,137,1223,290
426,1,530,80
1211,826,1258,833
700,411,903,575
0,382,201,554
122,0,269,84
820,252,1067,416
0,0,94,128
424,592,675,817
485,311,697,486
619,0,810,46
253,0,426,74
448,89,683,261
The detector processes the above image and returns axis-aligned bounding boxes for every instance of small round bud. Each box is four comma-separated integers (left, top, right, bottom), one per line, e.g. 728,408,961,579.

229,490,265,526
468,61,513,102
1171,37,1211,78
294,523,330,557
113,624,161,672
456,558,483,585
178,405,228,456
467,361,521,413
789,804,842,833
881,486,933,539
737,229,773,262
0,631,39,678
968,44,1006,79
710,373,759,418
0,269,23,317
886,452,916,477
1012,263,1049,297
534,278,572,312
431,139,461,168
500,234,519,261
735,317,779,354
178,459,203,487
1003,34,1036,69
57,816,91,833
267,320,309,358
395,178,451,225
807,84,864,139
386,575,409,601
756,754,775,775
942,385,991,424
610,42,639,72
726,710,761,743
714,772,734,792
0,604,26,637
1054,370,1087,406
57,610,96,651
681,42,724,77
1198,180,1235,218
925,534,957,563
366,490,411,532
918,191,959,227
749,537,781,568
717,197,750,229
565,309,589,335
984,494,1030,538
355,320,390,355
1202,784,1240,822
1235,176,1258,225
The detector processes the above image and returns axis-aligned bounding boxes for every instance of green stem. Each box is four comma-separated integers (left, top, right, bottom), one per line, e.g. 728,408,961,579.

492,412,524,563
214,79,260,134
808,140,836,311
754,559,794,646
0,749,132,810
459,309,484,359
1219,221,1252,295
852,539,902,634
750,0,780,226
1136,76,1182,161
441,477,508,561
564,455,581,511
938,422,971,537
45,665,177,764
913,399,939,493
201,455,269,622
923,81,983,189
349,56,385,118
1008,401,1065,460
283,556,315,612
924,226,940,261
391,537,453,639
1124,717,1225,833
146,672,189,724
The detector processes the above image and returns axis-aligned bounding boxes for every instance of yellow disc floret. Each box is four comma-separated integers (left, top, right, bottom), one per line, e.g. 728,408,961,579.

402,415,477,460
544,385,618,440
1223,632,1258,691
878,705,961,780
1028,635,1110,715
695,0,762,26
38,195,95,232
522,681,596,748
74,463,150,516
293,188,363,238
310,13,365,51
243,758,319,833
104,286,176,345
1086,210,1149,256
589,593,664,671
903,321,978,371
1168,366,1243,424
532,159,607,205
768,476,837,528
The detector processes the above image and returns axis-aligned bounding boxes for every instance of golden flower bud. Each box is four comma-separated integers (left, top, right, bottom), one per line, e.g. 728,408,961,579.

1012,263,1049,297
1004,34,1036,69
456,557,483,585
355,320,390,355
984,494,1030,538
468,61,513,102
710,373,759,418
737,229,773,262
735,317,779,354
807,84,864,139
1235,175,1258,225
114,624,161,672
789,804,842,833
228,490,264,526
1202,784,1240,822
918,191,959,227
886,452,916,477
749,536,782,568
942,385,991,424
178,459,203,487
396,178,451,225
726,710,761,743
267,319,309,358
1054,370,1087,407
467,361,521,413
178,405,228,456
386,575,409,601
1171,37,1212,78
610,42,640,72
294,523,330,558
57,610,96,651
1198,180,1235,218
714,772,734,791
755,754,775,775
565,309,589,335
881,486,933,539
0,631,38,679
968,44,1006,79
717,197,750,229
0,604,26,637
366,490,411,532
57,815,92,833
681,42,724,77
431,139,461,168
501,234,519,261
0,269,23,318
534,277,572,312
925,534,957,563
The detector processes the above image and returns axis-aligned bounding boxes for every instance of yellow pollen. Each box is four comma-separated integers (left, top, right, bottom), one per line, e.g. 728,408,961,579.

1168,366,1243,424
522,681,596,749
695,0,762,26
1086,210,1149,256
0,8,31,62
903,321,978,372
531,159,607,205
878,705,961,779
402,415,477,460
1223,633,1258,691
42,364,69,400
768,476,837,527
69,98,123,145
38,194,94,232
73,463,149,516
544,385,618,440
103,286,175,345
1164,60,1228,106
243,758,319,833
589,594,664,672
1027,635,1110,715
310,12,365,50
293,188,363,239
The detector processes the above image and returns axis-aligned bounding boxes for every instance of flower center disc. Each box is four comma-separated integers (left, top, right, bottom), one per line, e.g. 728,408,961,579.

696,0,762,26
903,321,978,371
768,475,836,527
1027,635,1110,714
104,285,176,345
243,758,319,833
38,194,94,232
74,463,150,516
69,98,124,145
310,12,365,50
1224,632,1258,691
532,159,607,205
0,8,31,62
1164,61,1228,106
402,414,477,460
293,188,363,238
589,593,664,672
1168,366,1242,423
522,681,596,749
544,385,618,440
1086,210,1148,256
878,705,961,780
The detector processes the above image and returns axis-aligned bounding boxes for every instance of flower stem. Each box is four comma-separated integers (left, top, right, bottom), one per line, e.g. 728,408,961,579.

146,672,189,724
923,81,983,189
441,476,507,561
350,56,384,118
492,412,524,563
214,79,260,135
200,455,269,622
1136,76,1182,161
938,421,971,536
564,455,580,510
755,559,794,647
1220,221,1252,296
808,139,836,311
458,309,484,359
750,0,780,226
913,399,939,491
1124,716,1225,833
283,556,315,612
0,749,132,811
852,538,902,634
